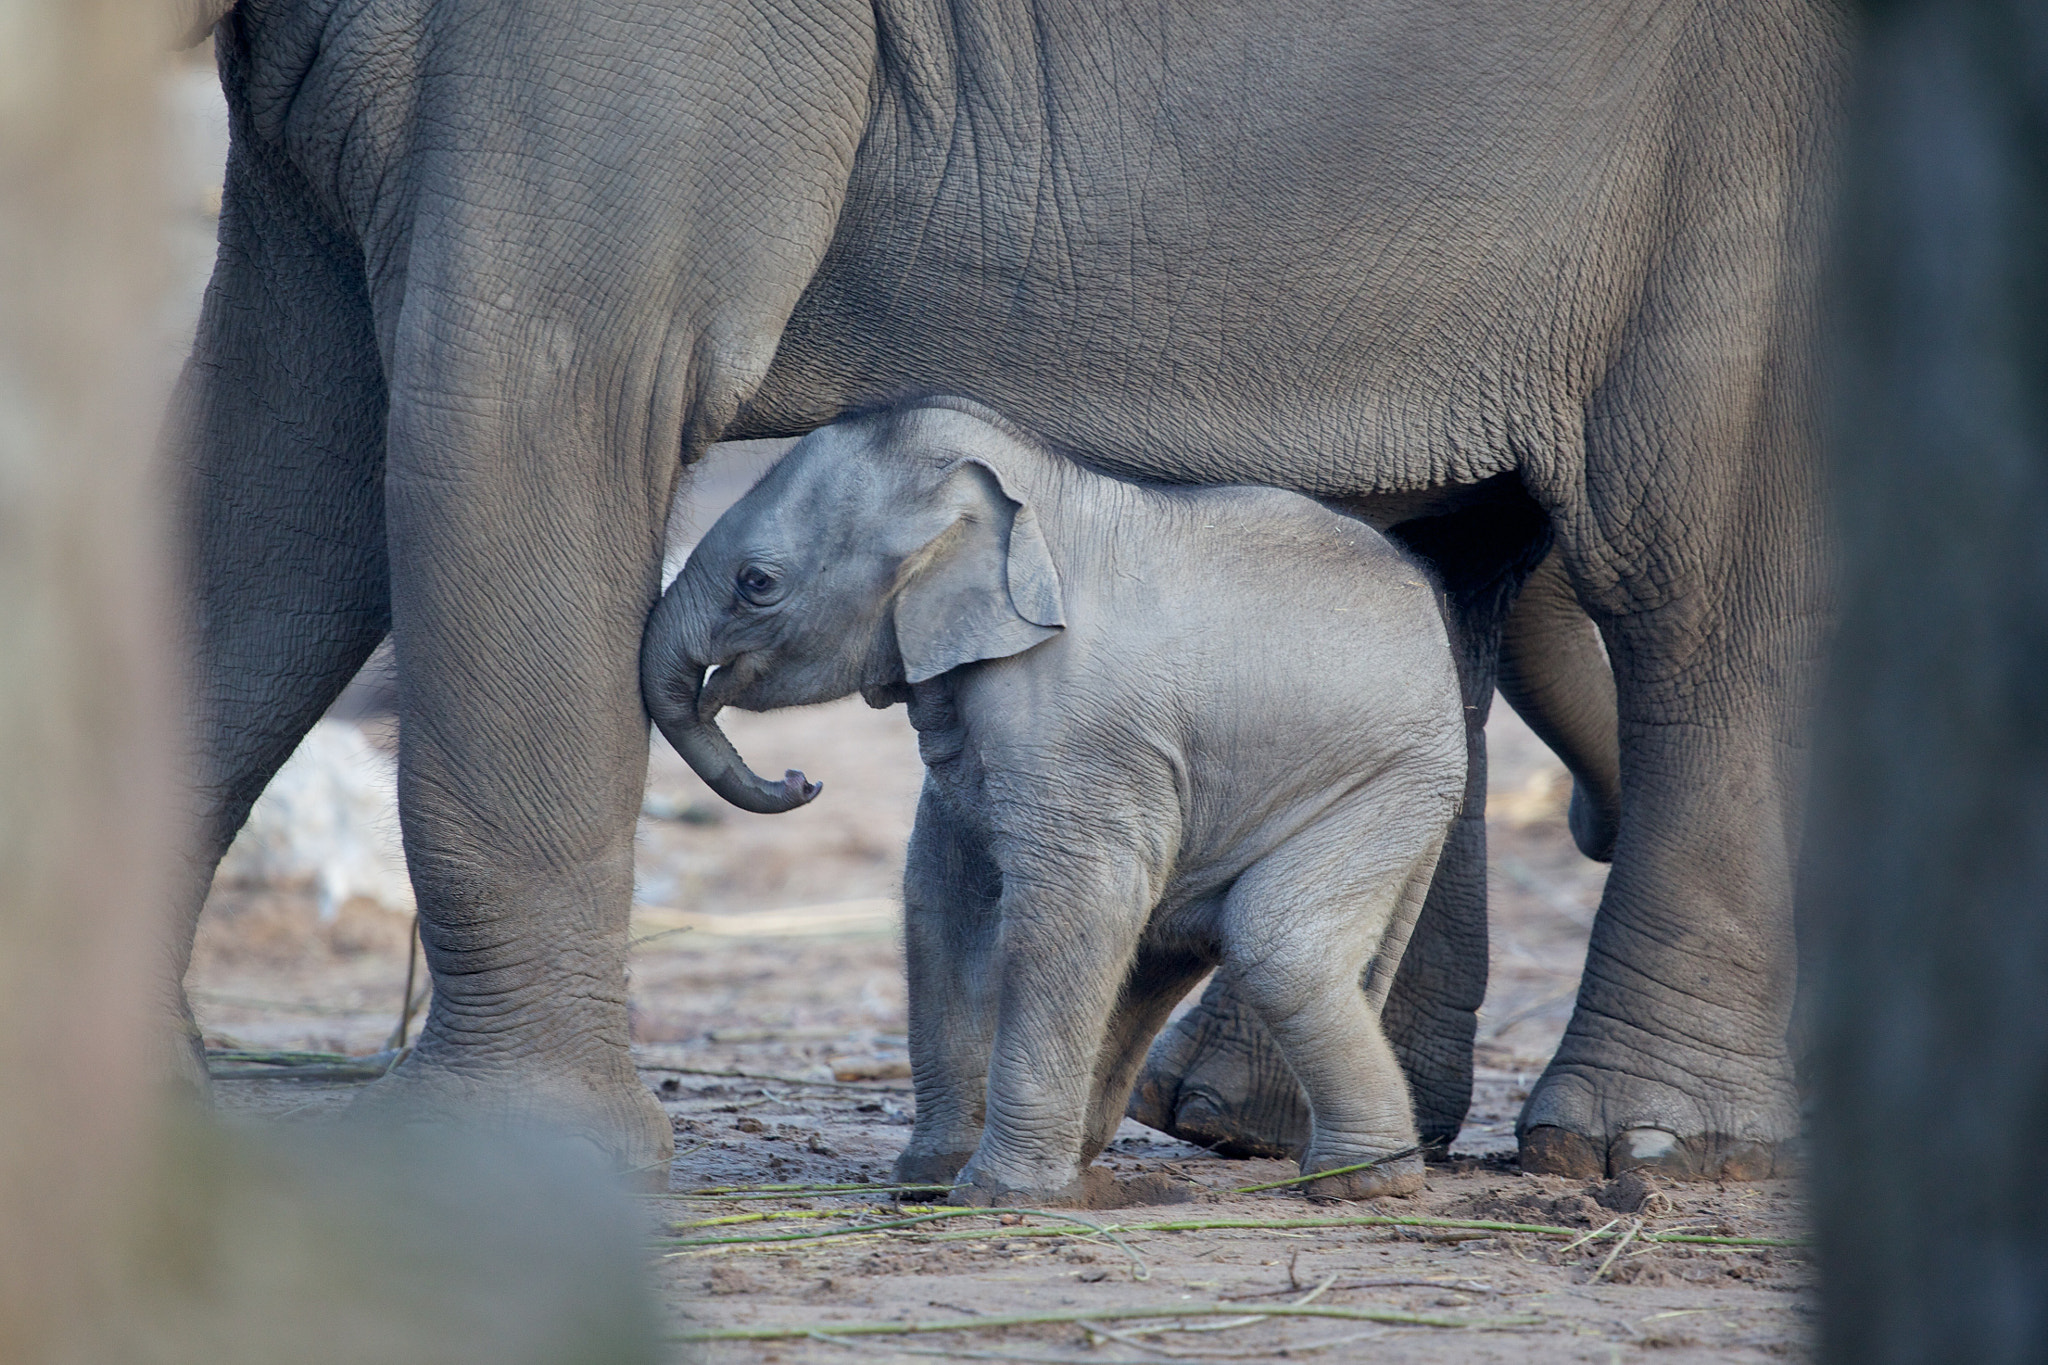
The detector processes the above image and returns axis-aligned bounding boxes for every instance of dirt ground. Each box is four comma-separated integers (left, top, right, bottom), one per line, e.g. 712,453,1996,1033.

191,690,1809,1364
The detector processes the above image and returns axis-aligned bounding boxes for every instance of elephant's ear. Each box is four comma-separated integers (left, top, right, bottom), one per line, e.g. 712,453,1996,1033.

893,458,1066,685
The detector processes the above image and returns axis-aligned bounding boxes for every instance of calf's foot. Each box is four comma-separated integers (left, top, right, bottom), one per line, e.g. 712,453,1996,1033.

1300,1148,1426,1201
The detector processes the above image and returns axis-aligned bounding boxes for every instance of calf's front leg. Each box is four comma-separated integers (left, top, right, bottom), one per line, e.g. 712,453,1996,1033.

896,784,1005,1186
951,852,1156,1207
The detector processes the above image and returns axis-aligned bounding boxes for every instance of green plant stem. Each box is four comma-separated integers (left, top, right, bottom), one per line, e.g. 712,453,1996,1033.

667,1181,881,1194
659,1206,1149,1278
1230,1147,1420,1194
1113,1215,1800,1249
659,1211,1801,1252
671,1302,1544,1343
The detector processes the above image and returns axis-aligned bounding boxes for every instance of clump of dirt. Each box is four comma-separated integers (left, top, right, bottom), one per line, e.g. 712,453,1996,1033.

1442,1181,1607,1227
1602,1255,1684,1286
703,1266,761,1295
1596,1167,1675,1214
1440,1170,1681,1227
1092,1169,1201,1208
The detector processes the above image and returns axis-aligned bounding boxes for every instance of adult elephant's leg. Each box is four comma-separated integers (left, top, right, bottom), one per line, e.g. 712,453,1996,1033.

1496,547,1621,862
1378,491,1548,1148
361,337,679,1176
1124,968,1307,1159
1512,0,1832,1179
1518,371,1817,1183
163,47,391,1087
321,1,876,1177
1128,485,1547,1155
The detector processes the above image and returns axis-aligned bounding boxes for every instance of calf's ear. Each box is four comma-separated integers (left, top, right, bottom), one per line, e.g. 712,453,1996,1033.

893,459,1065,685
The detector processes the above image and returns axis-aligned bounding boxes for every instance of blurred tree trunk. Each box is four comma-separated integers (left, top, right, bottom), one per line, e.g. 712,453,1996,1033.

0,13,660,1362
0,3,178,1363
1808,3,2048,1361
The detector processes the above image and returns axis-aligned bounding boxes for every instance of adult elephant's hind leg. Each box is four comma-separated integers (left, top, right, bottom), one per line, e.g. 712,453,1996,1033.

1496,546,1621,862
1124,970,1308,1158
1517,671,1803,1180
1519,347,1814,1183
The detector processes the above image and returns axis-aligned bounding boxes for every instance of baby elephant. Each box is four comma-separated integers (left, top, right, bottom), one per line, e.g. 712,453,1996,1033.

642,398,1464,1204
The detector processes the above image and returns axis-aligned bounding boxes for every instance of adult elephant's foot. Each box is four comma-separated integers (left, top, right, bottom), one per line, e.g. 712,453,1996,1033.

349,1035,674,1188
1126,981,1308,1159
1516,1042,1798,1181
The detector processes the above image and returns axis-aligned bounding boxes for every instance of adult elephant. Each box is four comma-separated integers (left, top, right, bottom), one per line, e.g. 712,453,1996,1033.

170,0,1841,1181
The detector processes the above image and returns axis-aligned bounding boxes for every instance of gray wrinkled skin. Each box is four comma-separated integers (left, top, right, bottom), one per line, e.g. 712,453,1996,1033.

646,400,1466,1204
169,0,1839,1176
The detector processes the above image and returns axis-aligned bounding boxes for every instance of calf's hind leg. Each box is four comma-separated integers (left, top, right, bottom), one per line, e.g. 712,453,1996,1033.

1224,806,1450,1200
1130,487,1545,1156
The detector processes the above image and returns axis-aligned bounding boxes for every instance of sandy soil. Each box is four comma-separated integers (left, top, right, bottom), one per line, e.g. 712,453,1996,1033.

191,694,1810,1364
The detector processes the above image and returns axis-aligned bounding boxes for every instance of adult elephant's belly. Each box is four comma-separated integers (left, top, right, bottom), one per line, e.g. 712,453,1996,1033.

728,0,1644,503
738,259,1536,501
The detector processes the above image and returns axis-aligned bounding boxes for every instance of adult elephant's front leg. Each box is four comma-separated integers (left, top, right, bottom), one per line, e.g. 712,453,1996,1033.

356,352,680,1179
308,0,876,1178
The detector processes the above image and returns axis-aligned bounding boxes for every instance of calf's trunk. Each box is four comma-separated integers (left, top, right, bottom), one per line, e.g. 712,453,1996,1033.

639,589,819,815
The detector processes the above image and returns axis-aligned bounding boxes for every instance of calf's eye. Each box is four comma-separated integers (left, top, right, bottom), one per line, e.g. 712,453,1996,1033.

736,565,779,600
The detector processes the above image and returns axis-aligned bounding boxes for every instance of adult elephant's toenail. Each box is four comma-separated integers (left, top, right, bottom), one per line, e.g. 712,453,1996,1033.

1519,1125,1605,1178
1618,1126,1679,1163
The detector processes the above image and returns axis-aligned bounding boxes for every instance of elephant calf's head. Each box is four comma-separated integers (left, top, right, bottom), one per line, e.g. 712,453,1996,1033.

640,399,1066,813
